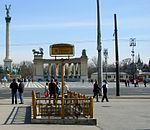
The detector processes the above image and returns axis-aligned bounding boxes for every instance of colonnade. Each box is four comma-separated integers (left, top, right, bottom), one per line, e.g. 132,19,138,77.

46,62,81,78
33,49,88,81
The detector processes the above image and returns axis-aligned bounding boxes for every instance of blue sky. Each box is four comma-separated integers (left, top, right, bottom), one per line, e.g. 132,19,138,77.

0,0,150,65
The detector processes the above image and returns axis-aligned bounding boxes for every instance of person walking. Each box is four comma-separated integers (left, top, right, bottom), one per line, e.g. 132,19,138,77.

49,79,57,98
54,79,60,96
64,82,70,94
101,80,109,102
93,80,100,102
134,79,137,87
125,80,127,87
127,80,130,87
49,79,58,104
136,80,139,87
44,82,49,97
18,79,24,104
143,79,147,87
64,82,70,104
10,79,18,104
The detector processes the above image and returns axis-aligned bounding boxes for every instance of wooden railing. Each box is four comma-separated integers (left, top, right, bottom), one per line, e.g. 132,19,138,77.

32,90,93,119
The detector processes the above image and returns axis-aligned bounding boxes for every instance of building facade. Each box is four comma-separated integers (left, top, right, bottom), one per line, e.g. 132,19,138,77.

91,72,129,82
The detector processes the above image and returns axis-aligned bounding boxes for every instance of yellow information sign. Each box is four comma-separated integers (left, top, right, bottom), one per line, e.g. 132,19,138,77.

50,43,74,57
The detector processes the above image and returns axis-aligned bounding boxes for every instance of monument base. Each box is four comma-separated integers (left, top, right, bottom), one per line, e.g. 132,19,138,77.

4,58,12,71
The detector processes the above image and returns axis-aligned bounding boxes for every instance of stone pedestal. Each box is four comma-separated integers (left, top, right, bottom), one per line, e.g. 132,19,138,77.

33,55,44,81
80,55,88,81
4,58,12,71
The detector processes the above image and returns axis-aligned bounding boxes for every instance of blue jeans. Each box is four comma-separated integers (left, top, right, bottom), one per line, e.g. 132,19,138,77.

12,91,17,104
19,92,24,103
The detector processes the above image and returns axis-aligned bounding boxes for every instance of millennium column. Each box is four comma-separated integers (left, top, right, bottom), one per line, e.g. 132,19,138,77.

4,5,12,71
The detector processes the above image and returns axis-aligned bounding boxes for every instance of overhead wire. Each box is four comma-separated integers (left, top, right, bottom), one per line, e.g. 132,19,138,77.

0,39,150,47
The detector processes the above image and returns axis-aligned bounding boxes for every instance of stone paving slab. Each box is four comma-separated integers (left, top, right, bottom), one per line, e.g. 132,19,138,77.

1,98,150,130
95,98,150,130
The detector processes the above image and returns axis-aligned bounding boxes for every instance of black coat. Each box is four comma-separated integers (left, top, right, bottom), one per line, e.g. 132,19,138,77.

10,82,18,92
49,82,57,94
102,84,107,94
93,83,100,93
18,82,24,93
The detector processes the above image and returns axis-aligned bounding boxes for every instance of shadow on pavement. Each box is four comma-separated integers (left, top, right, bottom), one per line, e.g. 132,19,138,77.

3,106,31,125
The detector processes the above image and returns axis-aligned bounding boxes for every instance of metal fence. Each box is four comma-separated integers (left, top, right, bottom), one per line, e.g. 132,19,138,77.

32,90,93,119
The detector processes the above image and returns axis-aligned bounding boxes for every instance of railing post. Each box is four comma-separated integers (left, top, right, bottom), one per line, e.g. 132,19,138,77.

90,97,93,118
61,60,65,118
61,97,65,118
32,90,37,119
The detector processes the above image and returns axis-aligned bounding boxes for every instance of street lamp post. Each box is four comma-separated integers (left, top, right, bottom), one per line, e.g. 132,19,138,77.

96,0,103,92
130,38,136,63
103,49,108,81
130,38,136,86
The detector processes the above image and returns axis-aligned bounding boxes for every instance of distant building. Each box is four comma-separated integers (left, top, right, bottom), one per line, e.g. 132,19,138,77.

91,72,129,82
138,71,150,79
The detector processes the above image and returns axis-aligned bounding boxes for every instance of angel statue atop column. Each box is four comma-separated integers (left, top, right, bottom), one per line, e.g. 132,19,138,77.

5,4,11,17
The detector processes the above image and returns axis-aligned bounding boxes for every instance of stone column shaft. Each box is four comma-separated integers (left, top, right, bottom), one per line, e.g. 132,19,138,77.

6,21,10,59
4,16,12,71
55,64,59,77
48,63,51,77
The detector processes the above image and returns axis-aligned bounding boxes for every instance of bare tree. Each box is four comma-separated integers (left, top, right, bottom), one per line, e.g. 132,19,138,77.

19,61,34,79
88,56,97,78
90,56,97,68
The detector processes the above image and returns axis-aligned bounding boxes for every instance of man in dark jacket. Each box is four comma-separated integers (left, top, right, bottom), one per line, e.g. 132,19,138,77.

101,80,109,102
10,79,18,104
18,79,24,104
93,80,100,102
49,79,58,104
49,79,57,98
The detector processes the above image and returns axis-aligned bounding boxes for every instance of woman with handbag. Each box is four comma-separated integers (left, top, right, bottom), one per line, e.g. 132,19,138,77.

44,82,49,97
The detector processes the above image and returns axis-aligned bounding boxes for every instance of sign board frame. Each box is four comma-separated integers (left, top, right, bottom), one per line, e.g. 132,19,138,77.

50,43,74,57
